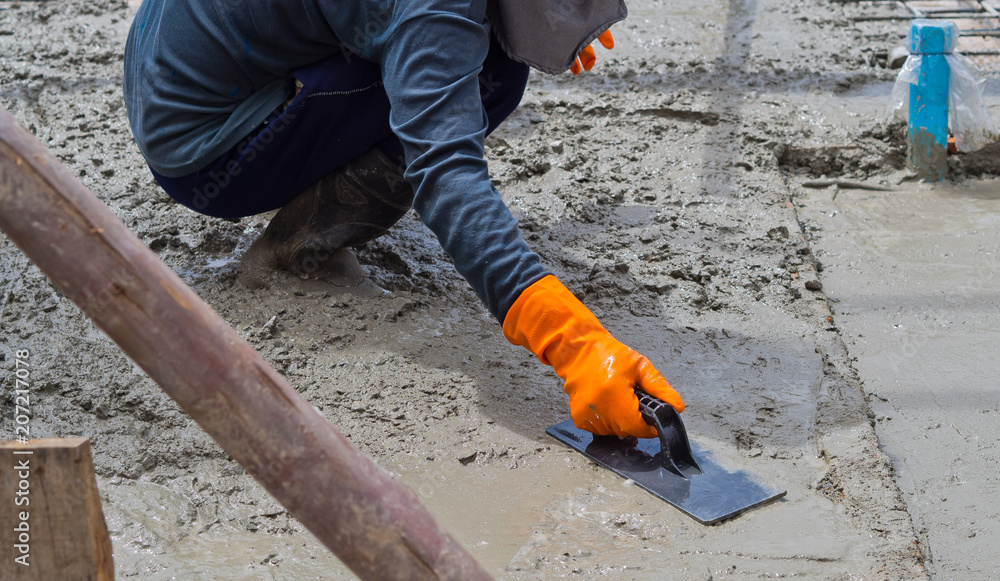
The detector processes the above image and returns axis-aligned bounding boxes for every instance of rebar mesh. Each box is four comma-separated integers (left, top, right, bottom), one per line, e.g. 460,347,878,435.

848,0,1000,69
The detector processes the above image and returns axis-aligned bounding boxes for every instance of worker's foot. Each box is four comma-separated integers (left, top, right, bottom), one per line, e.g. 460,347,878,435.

240,243,367,288
240,146,412,287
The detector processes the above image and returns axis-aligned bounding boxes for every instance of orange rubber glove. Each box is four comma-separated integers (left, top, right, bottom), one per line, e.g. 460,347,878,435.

570,30,615,75
503,275,684,439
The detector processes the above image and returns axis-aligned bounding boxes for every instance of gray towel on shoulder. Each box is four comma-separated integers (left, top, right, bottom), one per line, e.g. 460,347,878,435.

488,0,627,74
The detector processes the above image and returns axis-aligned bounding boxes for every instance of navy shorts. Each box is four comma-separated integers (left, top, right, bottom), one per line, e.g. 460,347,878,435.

149,36,529,220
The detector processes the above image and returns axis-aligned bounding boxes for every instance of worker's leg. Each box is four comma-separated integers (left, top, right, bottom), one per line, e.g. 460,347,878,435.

150,52,392,219
151,34,528,221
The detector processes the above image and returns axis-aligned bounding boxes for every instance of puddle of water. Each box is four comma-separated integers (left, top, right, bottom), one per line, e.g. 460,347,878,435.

204,257,240,269
103,479,350,579
384,446,585,571
837,181,1000,232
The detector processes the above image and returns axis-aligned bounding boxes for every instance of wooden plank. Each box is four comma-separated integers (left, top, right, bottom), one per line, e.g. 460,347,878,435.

0,438,114,580
0,105,491,580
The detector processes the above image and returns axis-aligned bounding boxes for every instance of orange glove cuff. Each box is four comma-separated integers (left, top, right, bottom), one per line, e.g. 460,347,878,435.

502,275,602,367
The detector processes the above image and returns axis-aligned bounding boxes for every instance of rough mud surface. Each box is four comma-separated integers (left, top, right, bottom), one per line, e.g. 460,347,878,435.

6,0,991,578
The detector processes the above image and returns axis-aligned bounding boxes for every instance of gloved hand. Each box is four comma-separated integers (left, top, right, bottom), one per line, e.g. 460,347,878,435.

503,275,684,438
570,30,615,75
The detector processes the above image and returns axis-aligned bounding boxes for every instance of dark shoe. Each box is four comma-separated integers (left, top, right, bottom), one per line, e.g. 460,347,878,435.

244,146,413,285
239,245,367,288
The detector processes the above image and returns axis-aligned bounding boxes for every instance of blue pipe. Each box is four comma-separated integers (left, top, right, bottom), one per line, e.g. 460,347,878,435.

907,20,957,182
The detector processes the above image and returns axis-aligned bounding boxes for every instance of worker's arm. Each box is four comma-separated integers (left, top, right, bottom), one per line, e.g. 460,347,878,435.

375,0,546,319
365,0,682,437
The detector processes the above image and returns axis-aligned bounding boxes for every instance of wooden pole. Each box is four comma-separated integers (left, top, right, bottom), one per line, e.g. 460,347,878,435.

0,439,114,580
0,107,493,581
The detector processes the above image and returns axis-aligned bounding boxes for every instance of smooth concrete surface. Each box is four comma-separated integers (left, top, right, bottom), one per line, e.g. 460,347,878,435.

799,180,1000,580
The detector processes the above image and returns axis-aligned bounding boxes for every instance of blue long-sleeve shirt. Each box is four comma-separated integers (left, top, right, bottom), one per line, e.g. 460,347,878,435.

124,0,549,321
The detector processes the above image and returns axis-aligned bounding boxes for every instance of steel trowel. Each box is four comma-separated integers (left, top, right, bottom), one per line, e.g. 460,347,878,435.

546,389,786,525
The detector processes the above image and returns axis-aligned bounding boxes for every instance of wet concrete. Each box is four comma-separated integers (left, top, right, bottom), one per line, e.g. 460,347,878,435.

798,179,1000,580
0,0,979,578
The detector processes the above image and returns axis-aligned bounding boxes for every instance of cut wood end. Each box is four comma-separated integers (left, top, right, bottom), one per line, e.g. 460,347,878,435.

0,438,90,450
0,437,90,449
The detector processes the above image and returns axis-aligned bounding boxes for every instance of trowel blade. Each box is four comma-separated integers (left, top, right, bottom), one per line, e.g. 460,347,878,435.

546,420,786,525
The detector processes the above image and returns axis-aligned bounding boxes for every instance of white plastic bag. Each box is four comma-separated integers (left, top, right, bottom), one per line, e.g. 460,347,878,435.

885,45,998,152
886,54,920,123
947,53,998,152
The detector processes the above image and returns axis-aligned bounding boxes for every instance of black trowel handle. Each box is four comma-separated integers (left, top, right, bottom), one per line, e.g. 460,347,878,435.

635,388,702,478
635,389,674,425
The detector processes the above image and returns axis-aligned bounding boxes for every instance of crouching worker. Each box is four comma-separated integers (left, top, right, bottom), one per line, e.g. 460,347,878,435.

123,0,685,438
